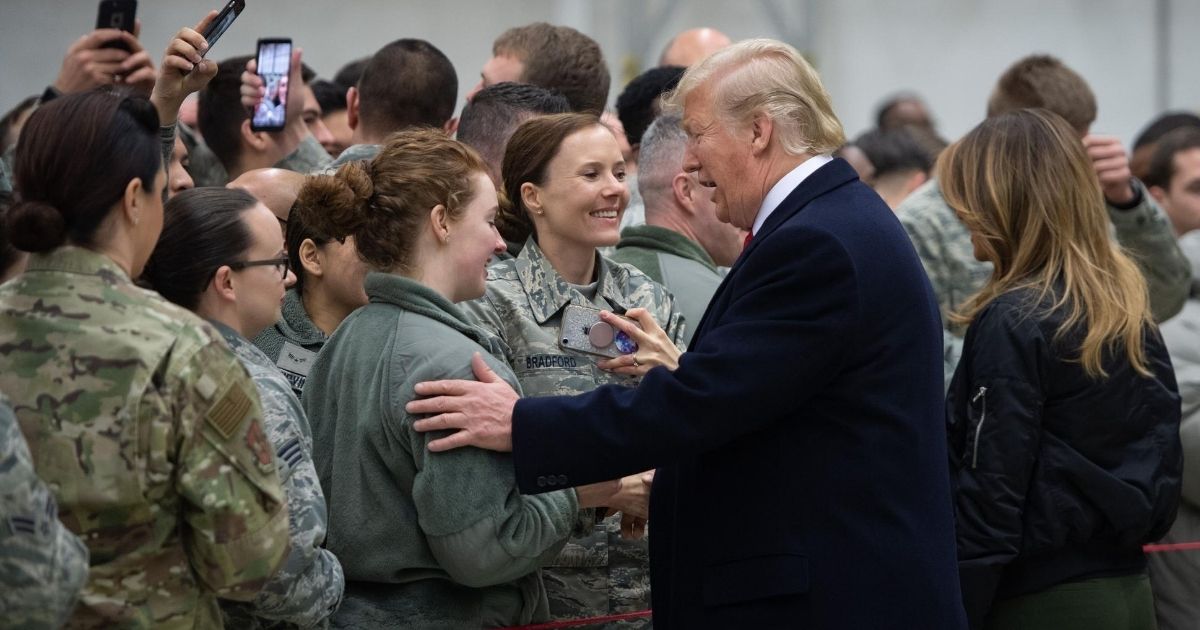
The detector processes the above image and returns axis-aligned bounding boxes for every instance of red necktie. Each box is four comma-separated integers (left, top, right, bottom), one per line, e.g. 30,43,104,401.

743,231,754,250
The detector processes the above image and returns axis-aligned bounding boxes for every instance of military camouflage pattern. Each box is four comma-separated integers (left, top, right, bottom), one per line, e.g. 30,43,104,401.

215,322,344,629
316,143,381,175
0,396,89,629
899,177,1191,387
0,246,290,629
278,135,333,174
462,237,687,629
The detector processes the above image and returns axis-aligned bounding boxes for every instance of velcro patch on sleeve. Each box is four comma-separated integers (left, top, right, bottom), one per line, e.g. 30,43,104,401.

206,383,252,440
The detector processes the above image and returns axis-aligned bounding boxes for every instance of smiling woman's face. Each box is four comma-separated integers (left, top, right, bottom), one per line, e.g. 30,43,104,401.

527,124,630,251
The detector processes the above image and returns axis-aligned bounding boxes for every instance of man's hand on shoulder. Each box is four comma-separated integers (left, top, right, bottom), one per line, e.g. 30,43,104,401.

409,352,517,452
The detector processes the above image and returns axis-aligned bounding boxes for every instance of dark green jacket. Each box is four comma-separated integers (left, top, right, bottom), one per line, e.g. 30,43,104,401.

303,272,577,629
610,224,722,344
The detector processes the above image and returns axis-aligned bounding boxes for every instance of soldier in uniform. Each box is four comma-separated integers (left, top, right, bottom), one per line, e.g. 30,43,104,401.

143,187,345,628
0,396,90,629
897,55,1192,389
252,184,370,399
0,89,290,628
463,113,687,628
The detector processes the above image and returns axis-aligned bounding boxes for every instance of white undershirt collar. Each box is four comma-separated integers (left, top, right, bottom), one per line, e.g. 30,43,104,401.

751,154,833,236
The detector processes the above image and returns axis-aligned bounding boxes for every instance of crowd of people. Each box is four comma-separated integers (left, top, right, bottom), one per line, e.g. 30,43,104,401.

0,7,1197,630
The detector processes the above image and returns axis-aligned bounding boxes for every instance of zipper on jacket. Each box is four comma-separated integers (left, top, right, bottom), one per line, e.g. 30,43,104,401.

971,386,987,469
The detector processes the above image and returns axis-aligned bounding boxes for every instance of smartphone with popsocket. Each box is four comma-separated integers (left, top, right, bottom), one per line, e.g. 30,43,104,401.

200,0,246,58
251,38,292,132
95,0,137,52
559,305,641,359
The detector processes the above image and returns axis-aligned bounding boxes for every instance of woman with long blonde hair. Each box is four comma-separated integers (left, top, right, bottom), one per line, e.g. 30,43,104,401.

941,108,1181,630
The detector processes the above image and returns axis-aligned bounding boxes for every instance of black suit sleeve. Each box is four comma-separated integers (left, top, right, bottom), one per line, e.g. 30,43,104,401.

513,222,861,491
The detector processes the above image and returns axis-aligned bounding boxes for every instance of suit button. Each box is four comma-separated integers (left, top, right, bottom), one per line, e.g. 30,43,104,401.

536,476,547,488
546,476,558,486
558,475,569,486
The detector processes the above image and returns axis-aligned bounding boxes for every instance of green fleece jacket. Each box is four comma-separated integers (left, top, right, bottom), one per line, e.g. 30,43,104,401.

303,272,578,629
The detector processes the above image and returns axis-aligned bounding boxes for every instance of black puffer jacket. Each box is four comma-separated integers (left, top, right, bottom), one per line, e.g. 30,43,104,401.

947,288,1181,629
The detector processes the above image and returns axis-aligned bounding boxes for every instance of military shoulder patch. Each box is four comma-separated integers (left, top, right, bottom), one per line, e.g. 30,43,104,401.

206,383,252,440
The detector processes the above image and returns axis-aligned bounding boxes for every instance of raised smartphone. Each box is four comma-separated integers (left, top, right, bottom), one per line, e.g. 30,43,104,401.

559,304,640,359
200,0,245,57
251,38,292,132
95,0,136,52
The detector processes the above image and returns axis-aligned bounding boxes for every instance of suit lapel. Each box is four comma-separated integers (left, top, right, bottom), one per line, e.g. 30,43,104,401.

690,158,860,343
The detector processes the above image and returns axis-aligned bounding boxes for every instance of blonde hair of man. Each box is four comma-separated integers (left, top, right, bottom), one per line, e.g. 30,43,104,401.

668,38,845,156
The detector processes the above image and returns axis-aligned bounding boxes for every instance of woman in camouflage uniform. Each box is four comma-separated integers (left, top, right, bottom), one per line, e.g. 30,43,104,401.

462,113,687,628
0,90,290,628
144,187,345,628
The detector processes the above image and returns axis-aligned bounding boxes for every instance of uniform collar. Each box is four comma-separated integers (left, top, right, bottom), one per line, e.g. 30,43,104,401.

365,271,504,354
616,224,718,272
277,289,327,344
24,246,131,285
514,237,635,325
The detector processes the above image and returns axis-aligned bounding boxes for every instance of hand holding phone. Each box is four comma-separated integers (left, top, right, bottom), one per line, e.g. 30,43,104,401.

250,38,293,132
96,0,137,52
560,305,641,359
199,0,245,58
149,11,222,125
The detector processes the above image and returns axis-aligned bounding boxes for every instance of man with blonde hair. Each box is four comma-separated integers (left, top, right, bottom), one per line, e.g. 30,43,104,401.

407,39,965,629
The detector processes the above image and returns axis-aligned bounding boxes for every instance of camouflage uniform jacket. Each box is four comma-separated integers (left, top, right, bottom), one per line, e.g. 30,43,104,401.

214,322,344,629
0,396,89,629
278,136,332,174
462,237,687,628
303,273,577,629
0,246,291,629
899,177,1192,388
314,143,380,174
253,289,328,400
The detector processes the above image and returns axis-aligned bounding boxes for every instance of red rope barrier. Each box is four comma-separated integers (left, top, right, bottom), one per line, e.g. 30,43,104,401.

495,610,652,630
1143,541,1200,553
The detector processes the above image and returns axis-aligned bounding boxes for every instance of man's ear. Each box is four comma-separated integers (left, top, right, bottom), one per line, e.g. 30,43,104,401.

1148,185,1169,208
298,239,323,279
749,111,774,155
347,86,360,131
241,119,269,153
443,117,459,136
672,172,697,216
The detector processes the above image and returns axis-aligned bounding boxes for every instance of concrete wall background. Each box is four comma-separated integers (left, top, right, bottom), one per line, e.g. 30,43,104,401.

1,0,1196,146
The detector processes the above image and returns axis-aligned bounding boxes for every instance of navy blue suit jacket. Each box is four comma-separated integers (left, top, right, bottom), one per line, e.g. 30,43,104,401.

513,159,966,629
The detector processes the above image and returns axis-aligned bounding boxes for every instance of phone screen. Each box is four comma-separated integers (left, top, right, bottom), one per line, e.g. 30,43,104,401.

251,40,292,132
200,0,244,57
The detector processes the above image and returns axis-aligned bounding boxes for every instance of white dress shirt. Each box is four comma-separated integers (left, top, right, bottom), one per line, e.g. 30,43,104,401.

751,154,833,237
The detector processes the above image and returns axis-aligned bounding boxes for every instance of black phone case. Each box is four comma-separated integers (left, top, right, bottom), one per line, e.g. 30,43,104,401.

96,0,136,52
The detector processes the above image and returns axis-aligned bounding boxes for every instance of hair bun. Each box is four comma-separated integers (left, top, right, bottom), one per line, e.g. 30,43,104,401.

6,200,66,253
339,160,375,205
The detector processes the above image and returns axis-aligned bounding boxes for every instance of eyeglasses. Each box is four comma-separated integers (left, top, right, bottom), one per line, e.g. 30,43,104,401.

228,256,290,280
